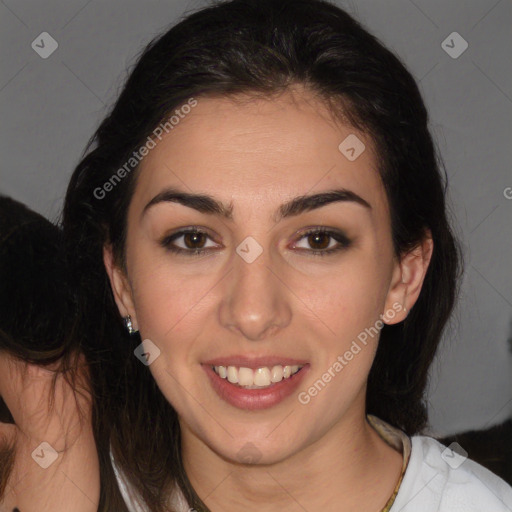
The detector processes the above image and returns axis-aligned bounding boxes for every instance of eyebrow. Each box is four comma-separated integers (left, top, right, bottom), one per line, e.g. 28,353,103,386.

141,186,371,223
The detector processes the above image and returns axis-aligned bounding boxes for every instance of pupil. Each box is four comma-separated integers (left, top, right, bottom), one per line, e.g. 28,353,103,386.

309,233,329,249
185,232,205,249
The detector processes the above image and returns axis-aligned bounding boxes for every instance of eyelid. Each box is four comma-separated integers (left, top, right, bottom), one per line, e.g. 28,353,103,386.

159,226,219,251
160,226,352,256
290,227,352,253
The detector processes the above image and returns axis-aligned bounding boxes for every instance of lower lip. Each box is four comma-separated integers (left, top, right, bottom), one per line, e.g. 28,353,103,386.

203,364,310,411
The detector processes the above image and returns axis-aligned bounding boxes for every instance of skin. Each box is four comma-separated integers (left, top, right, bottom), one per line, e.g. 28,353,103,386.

105,85,433,512
0,353,99,512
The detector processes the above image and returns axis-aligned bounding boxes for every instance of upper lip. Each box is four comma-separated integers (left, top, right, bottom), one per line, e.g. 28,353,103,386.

202,356,309,369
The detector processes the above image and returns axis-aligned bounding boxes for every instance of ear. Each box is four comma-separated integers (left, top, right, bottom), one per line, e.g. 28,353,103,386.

382,231,434,325
103,244,138,330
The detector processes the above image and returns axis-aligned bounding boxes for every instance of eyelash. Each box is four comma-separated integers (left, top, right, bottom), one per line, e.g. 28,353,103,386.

159,227,352,257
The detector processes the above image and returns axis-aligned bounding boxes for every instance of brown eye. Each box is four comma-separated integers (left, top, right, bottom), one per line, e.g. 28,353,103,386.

307,232,331,250
183,231,208,249
160,227,218,255
293,228,352,256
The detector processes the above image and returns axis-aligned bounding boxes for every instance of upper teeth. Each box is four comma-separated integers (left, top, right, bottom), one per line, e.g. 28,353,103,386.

213,365,303,388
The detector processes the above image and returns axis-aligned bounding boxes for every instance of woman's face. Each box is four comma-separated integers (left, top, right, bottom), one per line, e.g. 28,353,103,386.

105,87,423,465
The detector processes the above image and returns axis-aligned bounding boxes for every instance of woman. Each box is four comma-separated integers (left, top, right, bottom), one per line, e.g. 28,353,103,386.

62,0,512,510
0,196,99,511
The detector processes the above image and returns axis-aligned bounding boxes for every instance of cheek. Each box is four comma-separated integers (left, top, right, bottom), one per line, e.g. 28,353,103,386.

299,253,390,341
132,267,210,345
127,248,221,370
129,236,391,353
128,259,217,410
293,248,391,398
292,256,388,421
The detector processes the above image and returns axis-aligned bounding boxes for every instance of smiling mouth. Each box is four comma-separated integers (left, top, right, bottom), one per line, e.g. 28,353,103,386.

211,364,304,389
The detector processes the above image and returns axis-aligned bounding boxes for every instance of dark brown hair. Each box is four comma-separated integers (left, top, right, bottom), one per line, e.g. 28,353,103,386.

62,0,463,510
0,196,87,502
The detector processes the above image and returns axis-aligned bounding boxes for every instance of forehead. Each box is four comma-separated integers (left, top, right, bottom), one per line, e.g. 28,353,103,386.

131,88,388,221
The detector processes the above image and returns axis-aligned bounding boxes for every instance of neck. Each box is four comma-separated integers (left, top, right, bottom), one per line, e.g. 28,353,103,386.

181,404,403,512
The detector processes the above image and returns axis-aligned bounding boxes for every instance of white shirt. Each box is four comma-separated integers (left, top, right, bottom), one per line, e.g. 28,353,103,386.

389,434,512,511
111,416,512,512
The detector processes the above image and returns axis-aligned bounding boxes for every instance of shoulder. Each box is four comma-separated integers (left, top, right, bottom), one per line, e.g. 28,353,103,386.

390,434,512,512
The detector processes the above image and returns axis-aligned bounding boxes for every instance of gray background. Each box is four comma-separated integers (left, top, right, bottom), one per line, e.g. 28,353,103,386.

0,0,511,436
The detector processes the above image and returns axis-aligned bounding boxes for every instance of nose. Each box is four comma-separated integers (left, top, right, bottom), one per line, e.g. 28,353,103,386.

218,240,292,341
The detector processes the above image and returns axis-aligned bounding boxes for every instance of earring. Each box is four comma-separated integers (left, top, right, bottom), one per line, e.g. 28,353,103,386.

124,315,138,334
